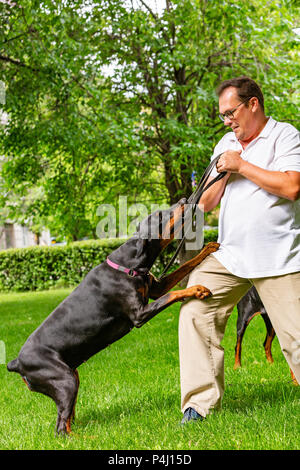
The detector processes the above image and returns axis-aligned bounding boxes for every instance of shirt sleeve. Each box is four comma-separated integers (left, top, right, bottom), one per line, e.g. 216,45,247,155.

273,125,300,172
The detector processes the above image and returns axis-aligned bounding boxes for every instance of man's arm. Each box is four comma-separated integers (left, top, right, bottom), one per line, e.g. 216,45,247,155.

199,172,231,212
216,150,300,201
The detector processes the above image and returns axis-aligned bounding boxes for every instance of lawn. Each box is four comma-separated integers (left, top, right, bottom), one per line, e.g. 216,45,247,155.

0,288,298,450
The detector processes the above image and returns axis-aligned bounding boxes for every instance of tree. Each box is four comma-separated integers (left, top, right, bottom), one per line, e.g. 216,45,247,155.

0,0,299,240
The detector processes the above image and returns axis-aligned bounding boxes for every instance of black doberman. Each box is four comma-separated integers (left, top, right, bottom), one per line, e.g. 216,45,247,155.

234,286,275,369
234,286,298,385
7,198,219,435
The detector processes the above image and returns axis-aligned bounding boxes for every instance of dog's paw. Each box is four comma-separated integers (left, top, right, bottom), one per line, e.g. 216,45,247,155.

205,242,220,253
193,285,212,300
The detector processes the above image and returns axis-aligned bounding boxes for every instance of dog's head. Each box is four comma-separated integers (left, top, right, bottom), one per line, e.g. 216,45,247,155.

133,197,189,263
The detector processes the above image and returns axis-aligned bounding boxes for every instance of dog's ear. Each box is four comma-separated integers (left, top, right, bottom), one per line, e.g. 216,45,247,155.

136,237,148,258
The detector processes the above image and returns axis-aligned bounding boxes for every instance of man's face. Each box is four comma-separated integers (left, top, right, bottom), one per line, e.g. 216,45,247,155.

218,87,256,142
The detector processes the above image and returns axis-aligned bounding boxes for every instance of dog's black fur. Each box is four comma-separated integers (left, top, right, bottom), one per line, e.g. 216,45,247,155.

234,286,275,369
7,198,219,434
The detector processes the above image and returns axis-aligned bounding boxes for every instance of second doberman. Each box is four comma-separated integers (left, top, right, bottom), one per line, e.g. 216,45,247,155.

7,198,219,435
234,285,298,385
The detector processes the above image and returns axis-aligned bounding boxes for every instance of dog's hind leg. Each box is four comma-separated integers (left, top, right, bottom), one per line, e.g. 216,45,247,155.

52,367,80,436
18,352,80,436
234,303,249,369
234,328,245,369
261,314,275,364
290,370,299,386
70,369,80,424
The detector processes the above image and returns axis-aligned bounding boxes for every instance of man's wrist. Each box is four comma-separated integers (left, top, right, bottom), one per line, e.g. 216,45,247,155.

238,158,248,176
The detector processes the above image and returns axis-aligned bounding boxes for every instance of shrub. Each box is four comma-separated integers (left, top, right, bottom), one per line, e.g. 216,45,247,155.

0,230,218,292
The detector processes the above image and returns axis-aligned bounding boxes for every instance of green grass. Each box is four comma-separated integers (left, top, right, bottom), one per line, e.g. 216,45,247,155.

0,288,299,450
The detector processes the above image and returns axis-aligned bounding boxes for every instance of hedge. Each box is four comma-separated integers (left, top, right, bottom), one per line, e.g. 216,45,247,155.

0,230,218,292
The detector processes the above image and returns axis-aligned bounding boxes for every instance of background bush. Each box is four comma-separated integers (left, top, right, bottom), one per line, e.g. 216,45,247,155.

0,230,218,292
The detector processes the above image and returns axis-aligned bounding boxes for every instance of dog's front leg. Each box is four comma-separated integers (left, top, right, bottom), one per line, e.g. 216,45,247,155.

133,284,212,328
149,242,219,299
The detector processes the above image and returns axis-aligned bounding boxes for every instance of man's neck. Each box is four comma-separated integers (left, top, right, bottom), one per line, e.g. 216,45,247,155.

239,116,269,149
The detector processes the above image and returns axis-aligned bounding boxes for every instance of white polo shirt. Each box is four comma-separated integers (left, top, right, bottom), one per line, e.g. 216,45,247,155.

209,116,300,278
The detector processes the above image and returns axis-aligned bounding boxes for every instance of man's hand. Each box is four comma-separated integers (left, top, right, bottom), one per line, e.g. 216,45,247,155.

216,149,300,201
216,150,243,174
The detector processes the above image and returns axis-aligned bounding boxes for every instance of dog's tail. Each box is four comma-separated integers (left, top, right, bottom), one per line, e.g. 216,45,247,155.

7,358,19,373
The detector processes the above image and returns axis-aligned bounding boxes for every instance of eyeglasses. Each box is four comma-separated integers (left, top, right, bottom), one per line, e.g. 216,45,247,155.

219,98,250,122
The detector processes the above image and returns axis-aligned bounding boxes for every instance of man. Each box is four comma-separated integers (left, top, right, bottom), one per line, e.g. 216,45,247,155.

179,76,300,424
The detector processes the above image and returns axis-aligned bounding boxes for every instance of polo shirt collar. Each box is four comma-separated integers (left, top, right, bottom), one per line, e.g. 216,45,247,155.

258,116,277,138
227,116,277,143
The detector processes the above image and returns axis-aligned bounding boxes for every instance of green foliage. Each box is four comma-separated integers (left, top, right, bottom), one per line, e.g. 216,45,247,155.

0,230,218,292
0,238,125,292
0,0,298,240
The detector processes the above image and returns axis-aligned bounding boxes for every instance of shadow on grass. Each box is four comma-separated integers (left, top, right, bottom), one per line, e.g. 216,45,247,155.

78,392,179,429
73,379,299,432
224,380,298,413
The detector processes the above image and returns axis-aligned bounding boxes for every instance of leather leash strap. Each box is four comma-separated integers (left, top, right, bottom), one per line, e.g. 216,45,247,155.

157,154,226,280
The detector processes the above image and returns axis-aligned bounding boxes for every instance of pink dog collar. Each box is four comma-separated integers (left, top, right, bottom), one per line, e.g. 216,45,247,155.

106,257,142,277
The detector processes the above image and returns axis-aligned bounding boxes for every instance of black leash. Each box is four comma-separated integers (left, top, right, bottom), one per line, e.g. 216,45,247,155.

157,153,226,280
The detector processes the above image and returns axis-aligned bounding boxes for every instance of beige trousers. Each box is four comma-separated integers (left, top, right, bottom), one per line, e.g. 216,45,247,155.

178,254,300,417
